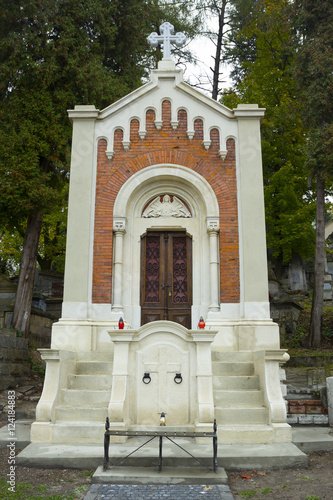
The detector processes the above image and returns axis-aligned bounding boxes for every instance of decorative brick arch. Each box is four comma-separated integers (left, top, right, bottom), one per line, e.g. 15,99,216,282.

93,139,239,307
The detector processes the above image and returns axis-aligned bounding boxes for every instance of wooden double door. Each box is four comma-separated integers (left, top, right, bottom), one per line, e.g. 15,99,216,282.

141,231,192,328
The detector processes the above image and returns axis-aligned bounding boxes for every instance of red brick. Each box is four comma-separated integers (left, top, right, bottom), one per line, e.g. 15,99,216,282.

92,105,239,304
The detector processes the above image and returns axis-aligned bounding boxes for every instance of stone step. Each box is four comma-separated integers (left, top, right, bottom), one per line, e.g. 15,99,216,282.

51,421,106,444
93,465,228,485
214,390,264,407
55,406,108,422
61,389,110,406
76,361,113,374
77,351,113,362
68,374,113,390
215,407,268,425
212,362,254,376
212,351,253,362
213,375,260,390
216,425,278,445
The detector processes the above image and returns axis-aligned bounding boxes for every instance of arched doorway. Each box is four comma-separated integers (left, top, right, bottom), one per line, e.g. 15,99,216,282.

141,230,192,328
112,164,220,329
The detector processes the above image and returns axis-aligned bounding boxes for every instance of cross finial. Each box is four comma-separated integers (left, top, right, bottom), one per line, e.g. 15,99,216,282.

147,22,186,59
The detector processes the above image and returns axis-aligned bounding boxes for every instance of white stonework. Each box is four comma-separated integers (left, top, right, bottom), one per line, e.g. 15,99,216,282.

147,22,186,59
31,57,291,447
142,194,191,218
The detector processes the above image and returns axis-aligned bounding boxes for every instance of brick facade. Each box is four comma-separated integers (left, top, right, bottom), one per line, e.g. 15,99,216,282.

92,100,239,304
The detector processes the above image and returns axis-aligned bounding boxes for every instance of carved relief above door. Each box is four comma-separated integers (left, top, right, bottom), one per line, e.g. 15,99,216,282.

140,231,192,328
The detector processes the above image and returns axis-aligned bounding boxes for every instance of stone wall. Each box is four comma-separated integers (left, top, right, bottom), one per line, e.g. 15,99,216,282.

0,328,30,391
0,272,63,348
270,299,303,342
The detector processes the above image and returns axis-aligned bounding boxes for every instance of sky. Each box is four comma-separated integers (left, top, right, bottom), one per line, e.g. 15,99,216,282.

175,19,233,100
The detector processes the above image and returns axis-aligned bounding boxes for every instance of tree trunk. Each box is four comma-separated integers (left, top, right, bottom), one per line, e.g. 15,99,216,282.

212,0,227,100
12,211,43,337
308,174,325,348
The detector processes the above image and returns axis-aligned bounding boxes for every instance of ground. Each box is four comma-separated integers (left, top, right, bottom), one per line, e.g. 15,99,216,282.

0,446,93,499
228,451,333,500
0,447,333,499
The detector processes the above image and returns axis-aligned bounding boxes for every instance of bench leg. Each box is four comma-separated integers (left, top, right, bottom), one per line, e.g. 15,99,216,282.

103,433,110,471
213,435,218,473
158,436,163,472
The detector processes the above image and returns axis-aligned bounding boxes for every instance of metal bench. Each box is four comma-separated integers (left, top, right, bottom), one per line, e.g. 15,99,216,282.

103,418,218,473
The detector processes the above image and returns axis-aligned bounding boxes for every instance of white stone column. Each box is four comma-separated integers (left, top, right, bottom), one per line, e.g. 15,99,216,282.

207,218,220,311
192,330,217,432
107,331,136,432
63,105,99,319
234,104,268,315
112,218,126,311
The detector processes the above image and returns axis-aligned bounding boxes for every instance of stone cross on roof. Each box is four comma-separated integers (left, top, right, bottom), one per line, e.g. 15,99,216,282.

147,22,186,59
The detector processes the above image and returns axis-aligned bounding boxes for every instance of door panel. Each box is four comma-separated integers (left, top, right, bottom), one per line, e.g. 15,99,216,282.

136,344,189,425
141,231,192,328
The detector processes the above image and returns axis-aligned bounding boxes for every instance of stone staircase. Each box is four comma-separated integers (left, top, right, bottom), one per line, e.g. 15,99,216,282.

52,351,113,443
213,351,276,444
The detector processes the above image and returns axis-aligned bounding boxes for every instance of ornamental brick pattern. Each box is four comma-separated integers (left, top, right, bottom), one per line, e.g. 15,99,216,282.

92,100,239,304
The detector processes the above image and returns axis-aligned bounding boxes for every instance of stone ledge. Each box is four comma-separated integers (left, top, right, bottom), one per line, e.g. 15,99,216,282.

287,414,328,425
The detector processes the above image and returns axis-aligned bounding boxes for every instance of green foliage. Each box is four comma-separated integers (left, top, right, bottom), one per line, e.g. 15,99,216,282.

293,0,333,131
264,164,315,262
225,0,258,84
292,0,333,347
0,230,23,276
29,350,46,377
0,0,203,277
285,301,333,348
222,0,315,263
322,308,333,339
8,325,24,337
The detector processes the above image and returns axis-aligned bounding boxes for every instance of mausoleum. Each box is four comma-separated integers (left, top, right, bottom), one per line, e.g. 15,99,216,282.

31,23,291,448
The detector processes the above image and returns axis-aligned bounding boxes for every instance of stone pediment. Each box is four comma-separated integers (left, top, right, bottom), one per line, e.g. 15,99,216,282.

69,61,265,162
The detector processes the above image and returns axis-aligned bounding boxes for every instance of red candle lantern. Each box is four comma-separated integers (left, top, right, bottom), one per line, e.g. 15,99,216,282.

118,317,124,329
198,316,205,329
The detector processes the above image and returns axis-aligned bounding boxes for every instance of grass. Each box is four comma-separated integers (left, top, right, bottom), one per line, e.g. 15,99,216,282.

261,487,273,494
0,478,78,499
239,486,274,498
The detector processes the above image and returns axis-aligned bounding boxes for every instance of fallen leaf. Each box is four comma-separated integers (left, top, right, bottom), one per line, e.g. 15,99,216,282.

203,486,213,490
241,473,253,479
257,471,266,476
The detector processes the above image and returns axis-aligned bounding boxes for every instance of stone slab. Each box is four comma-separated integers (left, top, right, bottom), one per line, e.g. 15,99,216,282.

292,425,333,452
0,420,32,449
93,465,228,485
6,423,333,470
16,440,307,471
